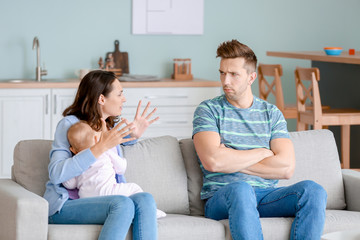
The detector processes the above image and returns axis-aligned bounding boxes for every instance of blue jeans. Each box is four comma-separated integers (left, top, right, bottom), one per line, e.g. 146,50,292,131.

49,193,157,240
204,180,327,240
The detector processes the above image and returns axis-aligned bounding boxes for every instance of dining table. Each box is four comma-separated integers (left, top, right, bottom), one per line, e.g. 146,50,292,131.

267,50,360,168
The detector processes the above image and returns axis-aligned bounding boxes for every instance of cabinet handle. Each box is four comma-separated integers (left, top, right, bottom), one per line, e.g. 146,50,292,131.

155,121,189,124
54,95,57,115
45,94,49,115
144,95,188,99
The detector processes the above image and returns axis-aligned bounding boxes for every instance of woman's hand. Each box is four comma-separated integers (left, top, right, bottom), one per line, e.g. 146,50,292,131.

90,119,136,158
125,100,159,139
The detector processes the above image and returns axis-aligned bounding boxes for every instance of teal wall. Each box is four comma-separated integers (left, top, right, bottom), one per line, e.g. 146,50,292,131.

1,0,360,130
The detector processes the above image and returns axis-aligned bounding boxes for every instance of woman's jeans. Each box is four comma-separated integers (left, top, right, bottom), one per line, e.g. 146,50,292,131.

49,193,157,240
204,180,327,240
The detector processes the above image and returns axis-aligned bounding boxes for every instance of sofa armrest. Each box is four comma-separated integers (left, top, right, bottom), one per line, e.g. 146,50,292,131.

342,169,360,211
0,179,48,240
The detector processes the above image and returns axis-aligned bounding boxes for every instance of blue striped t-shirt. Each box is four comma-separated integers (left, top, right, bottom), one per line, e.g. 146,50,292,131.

192,95,290,200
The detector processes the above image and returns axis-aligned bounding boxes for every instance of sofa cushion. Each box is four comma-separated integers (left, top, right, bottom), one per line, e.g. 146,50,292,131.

221,217,293,240
180,138,205,216
48,224,102,240
122,136,190,214
220,210,360,240
13,139,52,196
323,210,360,234
278,130,346,210
48,214,225,240
157,214,225,240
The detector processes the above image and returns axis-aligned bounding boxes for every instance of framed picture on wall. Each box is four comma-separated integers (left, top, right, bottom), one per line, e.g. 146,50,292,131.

132,0,204,35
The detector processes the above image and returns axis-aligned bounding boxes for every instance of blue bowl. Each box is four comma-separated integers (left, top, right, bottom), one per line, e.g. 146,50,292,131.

324,48,343,56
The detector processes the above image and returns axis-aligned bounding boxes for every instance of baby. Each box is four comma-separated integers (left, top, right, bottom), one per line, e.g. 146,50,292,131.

62,121,166,218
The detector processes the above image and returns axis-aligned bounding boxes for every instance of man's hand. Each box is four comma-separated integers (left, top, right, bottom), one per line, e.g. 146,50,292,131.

194,131,274,173
220,143,274,159
240,138,295,179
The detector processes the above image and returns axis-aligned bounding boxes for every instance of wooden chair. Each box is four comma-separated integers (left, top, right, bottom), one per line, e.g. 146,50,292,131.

295,67,360,169
258,64,297,119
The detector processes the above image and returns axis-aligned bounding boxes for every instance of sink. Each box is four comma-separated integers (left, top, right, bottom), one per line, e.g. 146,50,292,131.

1,79,41,83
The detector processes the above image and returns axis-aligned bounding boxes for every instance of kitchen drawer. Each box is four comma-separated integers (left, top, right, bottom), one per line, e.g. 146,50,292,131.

122,108,194,139
121,111,193,126
123,87,220,107
120,86,220,139
122,106,196,116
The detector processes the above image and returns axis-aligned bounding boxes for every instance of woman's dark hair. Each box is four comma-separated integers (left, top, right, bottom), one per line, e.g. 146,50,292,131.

63,70,119,131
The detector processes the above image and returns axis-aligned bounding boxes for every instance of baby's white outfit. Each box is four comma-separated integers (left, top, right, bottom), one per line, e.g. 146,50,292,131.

63,147,166,218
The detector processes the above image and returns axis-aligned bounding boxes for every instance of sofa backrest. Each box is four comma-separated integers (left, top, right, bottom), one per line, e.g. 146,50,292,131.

12,136,190,215
11,129,346,218
181,129,346,216
179,138,205,216
278,130,346,210
122,136,190,215
12,139,52,196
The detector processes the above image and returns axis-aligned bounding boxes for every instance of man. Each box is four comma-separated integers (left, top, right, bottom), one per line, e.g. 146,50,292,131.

192,39,327,240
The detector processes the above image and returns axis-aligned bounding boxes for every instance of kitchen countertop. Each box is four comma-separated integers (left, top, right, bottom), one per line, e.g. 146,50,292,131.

0,78,221,89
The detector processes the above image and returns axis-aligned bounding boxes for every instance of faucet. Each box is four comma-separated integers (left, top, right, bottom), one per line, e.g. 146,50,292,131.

32,37,47,81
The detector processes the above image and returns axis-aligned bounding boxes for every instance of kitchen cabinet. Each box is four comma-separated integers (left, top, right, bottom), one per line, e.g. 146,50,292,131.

121,87,221,139
0,89,50,178
0,88,77,178
51,89,78,137
0,80,221,178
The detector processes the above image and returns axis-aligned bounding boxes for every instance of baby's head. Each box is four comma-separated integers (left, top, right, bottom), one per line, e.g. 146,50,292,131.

67,121,101,154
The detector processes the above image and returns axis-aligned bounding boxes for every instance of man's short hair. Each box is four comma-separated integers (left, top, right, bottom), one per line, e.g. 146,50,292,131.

216,39,257,73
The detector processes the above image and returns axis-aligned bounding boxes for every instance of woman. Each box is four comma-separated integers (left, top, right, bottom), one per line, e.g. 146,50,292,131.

43,70,159,240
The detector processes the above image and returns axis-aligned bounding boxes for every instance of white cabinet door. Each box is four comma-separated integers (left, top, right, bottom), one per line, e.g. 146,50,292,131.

0,89,51,178
51,89,77,139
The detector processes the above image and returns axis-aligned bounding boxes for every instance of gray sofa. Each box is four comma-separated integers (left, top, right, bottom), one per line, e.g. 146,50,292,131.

1,129,360,240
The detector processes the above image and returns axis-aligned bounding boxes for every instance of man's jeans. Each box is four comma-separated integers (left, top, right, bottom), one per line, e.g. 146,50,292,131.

49,193,157,240
204,180,327,240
